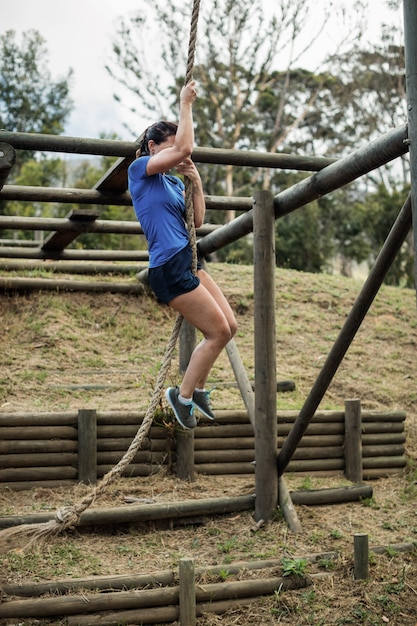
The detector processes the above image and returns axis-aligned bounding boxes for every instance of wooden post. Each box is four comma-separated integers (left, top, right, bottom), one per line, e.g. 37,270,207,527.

344,399,363,483
403,0,417,294
0,143,16,189
353,533,369,580
179,319,197,375
253,190,277,522
277,195,412,476
176,320,195,481
77,409,97,484
179,558,196,626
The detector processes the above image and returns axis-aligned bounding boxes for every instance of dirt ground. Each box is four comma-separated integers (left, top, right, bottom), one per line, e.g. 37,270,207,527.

0,263,417,625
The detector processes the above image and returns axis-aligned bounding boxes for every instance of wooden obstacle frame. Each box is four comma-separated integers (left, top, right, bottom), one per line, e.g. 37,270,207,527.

0,120,414,529
0,6,417,625
1,2,417,529
1,9,417,626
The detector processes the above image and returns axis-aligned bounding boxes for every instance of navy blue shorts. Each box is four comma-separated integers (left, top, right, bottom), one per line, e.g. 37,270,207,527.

149,245,201,304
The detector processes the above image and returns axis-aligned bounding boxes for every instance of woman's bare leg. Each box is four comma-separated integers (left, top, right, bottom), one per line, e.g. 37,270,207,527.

191,269,237,388
168,273,237,398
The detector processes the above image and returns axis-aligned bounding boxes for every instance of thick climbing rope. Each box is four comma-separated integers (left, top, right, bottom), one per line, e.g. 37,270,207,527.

184,0,201,274
0,0,201,551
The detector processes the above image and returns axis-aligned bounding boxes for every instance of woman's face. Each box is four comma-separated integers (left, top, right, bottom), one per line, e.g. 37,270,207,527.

149,135,175,155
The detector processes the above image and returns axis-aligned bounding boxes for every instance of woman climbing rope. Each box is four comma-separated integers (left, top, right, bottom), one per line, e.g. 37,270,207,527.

128,80,237,430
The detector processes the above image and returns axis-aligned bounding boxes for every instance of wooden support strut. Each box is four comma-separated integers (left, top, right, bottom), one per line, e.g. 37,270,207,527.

41,209,100,253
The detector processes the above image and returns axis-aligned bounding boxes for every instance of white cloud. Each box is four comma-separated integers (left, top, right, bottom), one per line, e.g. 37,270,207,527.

2,0,403,141
2,0,141,139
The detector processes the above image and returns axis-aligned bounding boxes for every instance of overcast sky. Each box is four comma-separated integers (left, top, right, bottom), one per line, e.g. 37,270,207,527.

2,0,141,140
2,0,403,142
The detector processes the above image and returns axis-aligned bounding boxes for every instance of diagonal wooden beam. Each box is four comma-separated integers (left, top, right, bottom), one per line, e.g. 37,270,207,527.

41,209,99,252
93,156,135,193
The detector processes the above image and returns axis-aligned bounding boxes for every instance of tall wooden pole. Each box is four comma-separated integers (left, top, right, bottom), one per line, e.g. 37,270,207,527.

403,0,417,297
253,190,277,522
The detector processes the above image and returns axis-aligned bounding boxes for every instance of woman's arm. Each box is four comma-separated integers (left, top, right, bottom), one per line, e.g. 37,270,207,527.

176,158,206,228
146,82,197,176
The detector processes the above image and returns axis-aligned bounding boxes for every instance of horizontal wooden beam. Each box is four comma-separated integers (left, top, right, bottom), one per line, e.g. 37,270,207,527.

198,124,409,257
0,131,138,157
0,130,334,169
0,494,256,529
0,260,146,275
0,185,253,211
0,276,145,293
0,248,149,261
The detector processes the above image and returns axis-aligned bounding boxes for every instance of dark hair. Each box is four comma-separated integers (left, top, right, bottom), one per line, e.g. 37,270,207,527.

138,121,178,156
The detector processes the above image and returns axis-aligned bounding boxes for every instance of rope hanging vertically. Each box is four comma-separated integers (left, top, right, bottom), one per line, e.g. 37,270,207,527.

0,0,201,553
184,0,201,274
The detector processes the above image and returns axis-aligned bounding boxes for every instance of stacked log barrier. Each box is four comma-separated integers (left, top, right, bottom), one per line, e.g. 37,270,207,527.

0,411,79,489
0,543,415,624
193,409,407,479
0,569,332,624
0,408,406,490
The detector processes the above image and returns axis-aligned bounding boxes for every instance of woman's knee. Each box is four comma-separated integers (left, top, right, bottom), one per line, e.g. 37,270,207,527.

229,316,238,338
221,317,237,345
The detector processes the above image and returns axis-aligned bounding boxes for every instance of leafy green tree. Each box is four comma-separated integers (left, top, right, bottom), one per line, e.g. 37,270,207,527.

0,29,73,135
0,29,73,179
359,184,413,287
106,0,409,282
106,0,347,199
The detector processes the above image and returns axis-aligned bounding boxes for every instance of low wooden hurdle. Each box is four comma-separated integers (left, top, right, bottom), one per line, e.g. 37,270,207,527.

0,401,406,491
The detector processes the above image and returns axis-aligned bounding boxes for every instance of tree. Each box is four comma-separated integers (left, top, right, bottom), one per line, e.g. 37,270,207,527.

0,29,73,178
106,0,410,283
1,156,66,242
106,0,351,201
359,184,413,287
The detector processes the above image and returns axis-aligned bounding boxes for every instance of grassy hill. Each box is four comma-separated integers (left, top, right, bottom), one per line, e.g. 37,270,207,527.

1,263,417,625
1,263,416,435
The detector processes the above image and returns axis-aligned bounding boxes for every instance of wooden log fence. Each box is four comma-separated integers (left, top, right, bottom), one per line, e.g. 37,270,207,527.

0,542,414,625
0,406,407,490
0,569,331,623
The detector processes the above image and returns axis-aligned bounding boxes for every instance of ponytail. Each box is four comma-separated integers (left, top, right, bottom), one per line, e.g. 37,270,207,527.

137,121,178,157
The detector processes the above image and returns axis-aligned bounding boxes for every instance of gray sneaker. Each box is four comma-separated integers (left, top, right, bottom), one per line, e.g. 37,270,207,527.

193,388,215,420
165,387,197,429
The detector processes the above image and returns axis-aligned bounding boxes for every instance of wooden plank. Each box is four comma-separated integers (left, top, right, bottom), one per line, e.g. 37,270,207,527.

179,558,196,626
94,156,135,193
0,453,77,468
41,209,100,252
0,466,78,481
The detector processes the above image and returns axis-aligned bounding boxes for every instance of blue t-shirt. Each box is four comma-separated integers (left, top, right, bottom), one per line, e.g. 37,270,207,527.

128,156,189,268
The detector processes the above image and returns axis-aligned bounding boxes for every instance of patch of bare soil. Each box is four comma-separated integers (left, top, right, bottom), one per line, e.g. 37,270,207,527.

0,263,417,625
